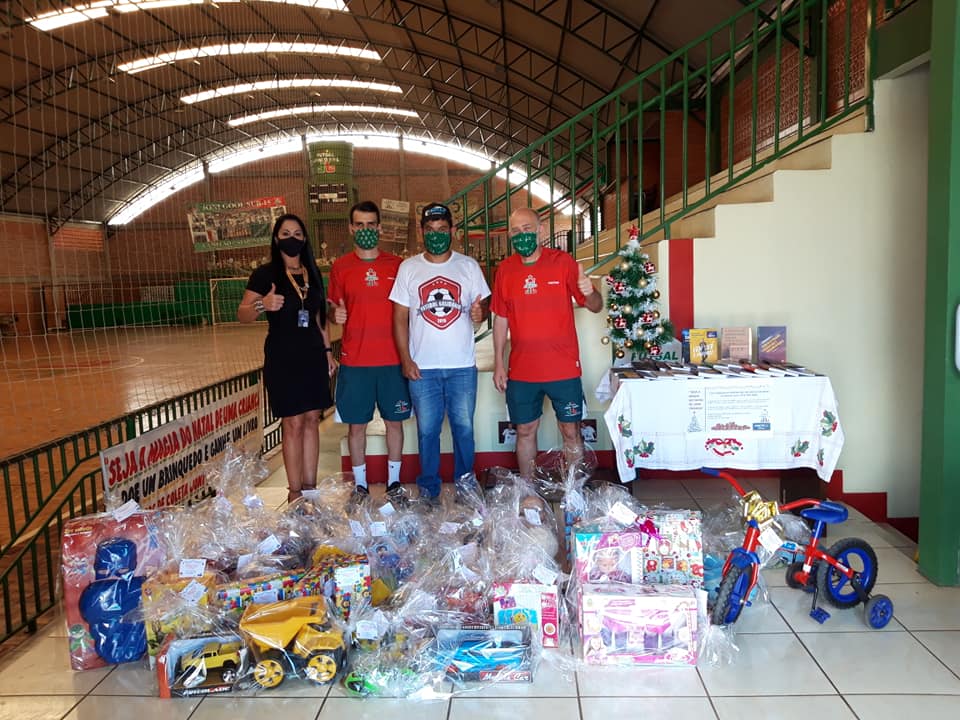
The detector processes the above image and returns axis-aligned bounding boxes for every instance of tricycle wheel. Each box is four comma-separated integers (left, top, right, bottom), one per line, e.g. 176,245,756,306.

817,538,878,609
711,563,753,626
864,594,894,629
785,561,806,589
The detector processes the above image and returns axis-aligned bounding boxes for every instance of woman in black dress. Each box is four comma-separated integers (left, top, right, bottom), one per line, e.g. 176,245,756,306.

238,214,337,502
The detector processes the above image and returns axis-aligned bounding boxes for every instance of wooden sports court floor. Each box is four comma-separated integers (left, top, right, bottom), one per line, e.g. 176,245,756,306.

0,325,271,459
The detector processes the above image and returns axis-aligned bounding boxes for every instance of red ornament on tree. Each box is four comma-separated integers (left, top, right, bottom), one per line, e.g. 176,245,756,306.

614,317,627,329
650,344,661,356
641,312,654,324
644,261,656,273
628,225,639,241
614,282,626,293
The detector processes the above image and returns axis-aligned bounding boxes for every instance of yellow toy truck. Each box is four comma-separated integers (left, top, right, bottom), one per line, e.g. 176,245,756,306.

238,596,346,688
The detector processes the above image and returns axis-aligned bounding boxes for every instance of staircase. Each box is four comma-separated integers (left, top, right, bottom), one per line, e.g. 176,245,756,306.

447,0,876,277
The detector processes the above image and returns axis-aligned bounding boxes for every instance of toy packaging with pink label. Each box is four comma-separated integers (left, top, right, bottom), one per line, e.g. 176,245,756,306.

579,583,699,666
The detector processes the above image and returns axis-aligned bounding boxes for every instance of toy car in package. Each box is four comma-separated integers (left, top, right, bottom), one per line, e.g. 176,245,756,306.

433,625,534,683
157,633,247,698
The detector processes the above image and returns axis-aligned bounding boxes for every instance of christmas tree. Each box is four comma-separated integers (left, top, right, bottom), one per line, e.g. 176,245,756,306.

604,226,675,360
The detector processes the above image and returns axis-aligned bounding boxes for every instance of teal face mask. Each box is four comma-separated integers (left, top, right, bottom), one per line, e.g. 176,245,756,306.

354,227,379,250
424,231,452,255
511,231,539,257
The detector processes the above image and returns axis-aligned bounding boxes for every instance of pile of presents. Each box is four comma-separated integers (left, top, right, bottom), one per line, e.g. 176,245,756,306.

60,449,710,700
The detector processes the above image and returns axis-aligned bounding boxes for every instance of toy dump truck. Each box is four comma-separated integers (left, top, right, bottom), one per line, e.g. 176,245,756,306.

238,596,346,688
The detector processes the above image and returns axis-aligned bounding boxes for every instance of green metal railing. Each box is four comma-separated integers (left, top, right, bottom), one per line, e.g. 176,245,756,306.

0,369,282,644
449,0,876,273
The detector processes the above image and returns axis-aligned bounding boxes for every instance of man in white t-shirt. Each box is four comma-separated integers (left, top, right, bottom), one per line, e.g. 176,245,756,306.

390,203,491,502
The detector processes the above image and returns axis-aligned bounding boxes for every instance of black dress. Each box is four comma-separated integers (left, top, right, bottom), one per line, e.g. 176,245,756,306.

246,264,333,418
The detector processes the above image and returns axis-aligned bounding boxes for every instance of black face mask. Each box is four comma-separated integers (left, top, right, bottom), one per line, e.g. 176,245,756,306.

277,237,304,258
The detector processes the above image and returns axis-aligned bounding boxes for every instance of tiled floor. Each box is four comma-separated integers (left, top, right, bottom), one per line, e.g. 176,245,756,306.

1,427,957,719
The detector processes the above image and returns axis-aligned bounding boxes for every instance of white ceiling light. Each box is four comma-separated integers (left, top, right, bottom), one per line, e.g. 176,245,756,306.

181,78,402,104
29,0,346,32
107,163,204,225
207,137,303,173
229,104,418,127
119,41,379,74
104,132,578,226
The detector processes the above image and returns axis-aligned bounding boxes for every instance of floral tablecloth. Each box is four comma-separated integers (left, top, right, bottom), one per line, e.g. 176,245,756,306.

602,375,844,483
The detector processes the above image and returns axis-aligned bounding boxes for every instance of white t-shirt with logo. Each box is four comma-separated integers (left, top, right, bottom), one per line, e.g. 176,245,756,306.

389,252,491,369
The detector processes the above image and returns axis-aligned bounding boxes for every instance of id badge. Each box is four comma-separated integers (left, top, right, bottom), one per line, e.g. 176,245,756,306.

297,309,310,328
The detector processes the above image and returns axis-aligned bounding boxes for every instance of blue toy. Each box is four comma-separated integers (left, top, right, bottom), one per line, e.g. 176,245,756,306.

78,538,147,664
701,468,893,630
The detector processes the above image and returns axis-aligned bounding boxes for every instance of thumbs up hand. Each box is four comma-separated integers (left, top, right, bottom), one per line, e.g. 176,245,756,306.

577,263,595,297
470,295,485,323
333,299,347,325
263,283,284,311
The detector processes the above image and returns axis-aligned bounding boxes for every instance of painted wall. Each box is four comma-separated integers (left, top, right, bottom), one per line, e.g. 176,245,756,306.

692,69,929,517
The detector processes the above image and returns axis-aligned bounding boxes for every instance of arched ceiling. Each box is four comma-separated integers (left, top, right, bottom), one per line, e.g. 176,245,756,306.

0,0,769,229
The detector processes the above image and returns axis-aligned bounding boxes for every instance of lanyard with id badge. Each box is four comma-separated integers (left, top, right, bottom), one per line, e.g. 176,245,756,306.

285,269,311,328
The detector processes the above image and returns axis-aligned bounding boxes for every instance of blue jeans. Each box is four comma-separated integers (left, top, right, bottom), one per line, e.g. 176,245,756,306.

408,366,478,497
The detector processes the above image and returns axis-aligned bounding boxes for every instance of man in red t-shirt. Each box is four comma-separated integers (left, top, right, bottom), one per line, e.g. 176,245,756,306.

491,207,603,477
328,201,411,506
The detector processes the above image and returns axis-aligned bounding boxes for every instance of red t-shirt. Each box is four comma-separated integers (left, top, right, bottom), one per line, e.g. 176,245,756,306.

327,251,402,367
491,248,587,382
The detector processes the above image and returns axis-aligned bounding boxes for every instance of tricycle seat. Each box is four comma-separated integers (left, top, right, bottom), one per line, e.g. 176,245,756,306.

800,501,848,525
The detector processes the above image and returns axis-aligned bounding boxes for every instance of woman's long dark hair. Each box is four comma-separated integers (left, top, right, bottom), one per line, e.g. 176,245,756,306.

269,213,326,327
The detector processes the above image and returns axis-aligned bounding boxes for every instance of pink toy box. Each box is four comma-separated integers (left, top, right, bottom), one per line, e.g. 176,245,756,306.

572,520,657,586
492,582,560,648
579,583,699,666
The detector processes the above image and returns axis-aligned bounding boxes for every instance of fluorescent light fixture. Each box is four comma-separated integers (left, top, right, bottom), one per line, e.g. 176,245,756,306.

229,104,418,127
104,132,579,226
29,1,346,32
207,137,303,173
121,41,379,74
181,78,402,105
107,164,204,225
29,6,109,31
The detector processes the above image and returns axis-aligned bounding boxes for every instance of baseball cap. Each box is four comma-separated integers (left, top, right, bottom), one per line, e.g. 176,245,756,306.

420,202,453,227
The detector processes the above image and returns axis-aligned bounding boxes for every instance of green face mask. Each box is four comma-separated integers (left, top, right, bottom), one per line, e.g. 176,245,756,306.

511,231,539,257
354,227,379,250
424,230,452,255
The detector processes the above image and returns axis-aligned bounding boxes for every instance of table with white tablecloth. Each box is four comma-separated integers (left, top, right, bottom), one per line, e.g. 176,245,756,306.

602,374,844,483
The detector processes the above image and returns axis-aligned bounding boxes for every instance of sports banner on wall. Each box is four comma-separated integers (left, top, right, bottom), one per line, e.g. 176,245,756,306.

188,197,286,252
100,386,263,509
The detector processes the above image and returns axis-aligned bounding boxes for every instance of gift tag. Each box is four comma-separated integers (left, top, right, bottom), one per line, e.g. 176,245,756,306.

253,589,279,605
179,579,207,605
759,526,784,555
532,563,558,586
349,520,367,537
439,521,460,535
370,521,387,537
379,502,396,517
355,620,379,641
297,308,310,328
179,558,206,578
236,553,254,572
523,508,543,526
111,499,140,522
608,501,639,526
258,534,281,555
301,488,321,502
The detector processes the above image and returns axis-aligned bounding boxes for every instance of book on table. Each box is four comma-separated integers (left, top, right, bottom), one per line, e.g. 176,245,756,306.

721,326,752,362
758,325,787,362
688,328,719,365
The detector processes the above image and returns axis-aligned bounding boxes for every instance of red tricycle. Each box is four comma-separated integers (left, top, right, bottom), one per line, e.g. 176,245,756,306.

701,467,893,629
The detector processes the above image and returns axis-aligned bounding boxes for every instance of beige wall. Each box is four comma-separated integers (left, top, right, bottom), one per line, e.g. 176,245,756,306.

691,70,929,516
